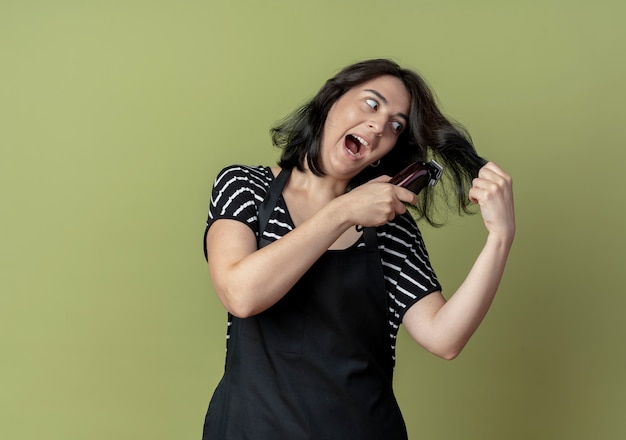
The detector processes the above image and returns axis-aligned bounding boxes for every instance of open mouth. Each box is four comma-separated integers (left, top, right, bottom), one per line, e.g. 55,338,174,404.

344,134,369,158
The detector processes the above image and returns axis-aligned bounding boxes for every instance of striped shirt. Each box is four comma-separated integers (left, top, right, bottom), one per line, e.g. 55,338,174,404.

204,165,441,366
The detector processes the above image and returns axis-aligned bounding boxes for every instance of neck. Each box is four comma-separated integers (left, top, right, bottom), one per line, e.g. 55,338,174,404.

289,166,349,202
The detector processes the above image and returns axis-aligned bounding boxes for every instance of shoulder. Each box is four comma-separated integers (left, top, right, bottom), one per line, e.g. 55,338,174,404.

211,165,273,202
208,165,274,218
213,165,273,192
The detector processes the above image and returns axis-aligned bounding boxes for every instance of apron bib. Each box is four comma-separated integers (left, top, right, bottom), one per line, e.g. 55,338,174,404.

203,169,408,440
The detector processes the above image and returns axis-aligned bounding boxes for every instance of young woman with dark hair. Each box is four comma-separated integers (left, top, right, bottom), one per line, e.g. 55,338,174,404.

202,59,515,439
272,58,487,225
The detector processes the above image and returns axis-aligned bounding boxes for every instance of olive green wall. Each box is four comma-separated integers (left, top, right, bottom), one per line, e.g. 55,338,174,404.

1,0,624,439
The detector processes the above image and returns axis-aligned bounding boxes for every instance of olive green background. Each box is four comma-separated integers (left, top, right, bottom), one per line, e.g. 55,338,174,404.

1,0,624,439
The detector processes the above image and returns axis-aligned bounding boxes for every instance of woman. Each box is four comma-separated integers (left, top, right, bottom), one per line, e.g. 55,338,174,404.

202,59,515,439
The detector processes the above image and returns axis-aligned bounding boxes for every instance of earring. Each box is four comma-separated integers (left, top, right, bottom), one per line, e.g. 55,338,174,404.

370,160,381,168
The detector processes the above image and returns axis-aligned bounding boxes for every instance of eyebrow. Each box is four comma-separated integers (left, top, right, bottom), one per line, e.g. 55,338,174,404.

364,89,409,122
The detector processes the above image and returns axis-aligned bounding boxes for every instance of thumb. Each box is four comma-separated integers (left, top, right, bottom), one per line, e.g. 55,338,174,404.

368,175,392,184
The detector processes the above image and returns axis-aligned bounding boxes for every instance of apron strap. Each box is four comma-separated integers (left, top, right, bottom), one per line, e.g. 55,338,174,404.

362,227,378,251
258,167,291,248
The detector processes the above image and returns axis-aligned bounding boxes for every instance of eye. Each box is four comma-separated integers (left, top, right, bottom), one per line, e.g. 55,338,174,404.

391,121,404,133
365,98,379,110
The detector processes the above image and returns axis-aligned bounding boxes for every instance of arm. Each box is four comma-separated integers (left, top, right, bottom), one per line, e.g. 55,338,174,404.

207,175,416,318
402,162,515,360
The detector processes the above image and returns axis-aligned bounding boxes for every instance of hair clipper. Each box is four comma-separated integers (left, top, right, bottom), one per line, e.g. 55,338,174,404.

389,160,443,194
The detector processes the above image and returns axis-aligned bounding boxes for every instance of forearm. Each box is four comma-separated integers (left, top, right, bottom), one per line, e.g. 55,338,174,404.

209,199,352,317
209,177,415,318
431,233,513,357
403,161,515,359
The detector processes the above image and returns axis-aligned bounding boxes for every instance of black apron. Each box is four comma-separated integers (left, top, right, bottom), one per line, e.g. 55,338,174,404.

203,168,408,440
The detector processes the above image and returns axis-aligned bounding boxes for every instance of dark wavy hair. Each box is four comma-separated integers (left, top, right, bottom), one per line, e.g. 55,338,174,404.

271,58,486,226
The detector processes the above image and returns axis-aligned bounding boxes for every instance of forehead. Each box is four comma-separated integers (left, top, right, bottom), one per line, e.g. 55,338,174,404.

349,75,410,111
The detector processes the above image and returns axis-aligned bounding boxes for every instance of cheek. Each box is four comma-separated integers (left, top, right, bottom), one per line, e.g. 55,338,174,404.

324,109,357,140
331,100,360,124
379,139,398,156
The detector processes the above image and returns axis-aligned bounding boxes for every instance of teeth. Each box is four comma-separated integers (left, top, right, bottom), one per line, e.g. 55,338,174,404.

346,147,361,158
352,135,369,148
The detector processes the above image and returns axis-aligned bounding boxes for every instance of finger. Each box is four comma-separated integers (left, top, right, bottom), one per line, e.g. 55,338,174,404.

470,175,501,204
368,175,392,184
478,162,512,184
395,186,418,205
468,186,486,205
472,176,499,194
470,175,513,208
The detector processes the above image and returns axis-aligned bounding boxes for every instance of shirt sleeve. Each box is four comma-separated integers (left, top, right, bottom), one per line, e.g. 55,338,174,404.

203,165,268,259
383,212,442,321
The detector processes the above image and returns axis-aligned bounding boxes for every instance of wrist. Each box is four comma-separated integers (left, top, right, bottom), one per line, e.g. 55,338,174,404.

486,230,515,251
323,196,353,231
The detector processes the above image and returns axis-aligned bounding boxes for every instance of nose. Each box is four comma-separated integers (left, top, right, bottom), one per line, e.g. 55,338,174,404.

368,114,385,137
368,109,387,137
